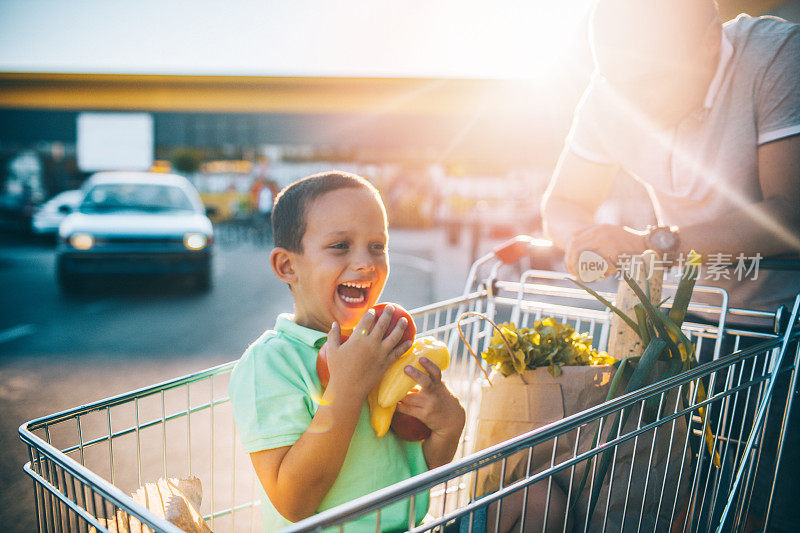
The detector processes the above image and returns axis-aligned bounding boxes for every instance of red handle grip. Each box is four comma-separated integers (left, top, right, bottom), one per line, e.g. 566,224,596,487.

492,235,553,265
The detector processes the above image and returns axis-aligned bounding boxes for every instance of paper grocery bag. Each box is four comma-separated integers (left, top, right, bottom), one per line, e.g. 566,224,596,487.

473,366,613,497
472,365,689,532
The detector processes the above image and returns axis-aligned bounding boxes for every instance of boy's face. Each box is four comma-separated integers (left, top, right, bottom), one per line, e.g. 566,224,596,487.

289,187,389,333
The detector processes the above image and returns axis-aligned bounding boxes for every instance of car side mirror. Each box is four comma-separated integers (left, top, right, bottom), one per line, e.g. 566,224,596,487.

58,205,73,215
205,206,218,217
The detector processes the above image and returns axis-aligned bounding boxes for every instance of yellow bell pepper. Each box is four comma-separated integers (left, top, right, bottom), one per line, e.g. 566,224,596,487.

377,337,450,408
368,385,395,438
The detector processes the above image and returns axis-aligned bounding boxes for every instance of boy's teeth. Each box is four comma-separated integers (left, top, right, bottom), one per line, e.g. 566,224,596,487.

341,294,366,304
338,282,369,305
341,281,371,289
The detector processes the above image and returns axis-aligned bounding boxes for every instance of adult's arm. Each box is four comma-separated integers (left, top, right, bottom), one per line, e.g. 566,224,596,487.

541,146,620,247
541,146,627,275
564,134,800,272
677,134,800,257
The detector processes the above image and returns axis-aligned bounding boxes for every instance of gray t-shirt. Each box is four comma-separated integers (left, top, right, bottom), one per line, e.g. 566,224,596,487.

567,14,800,324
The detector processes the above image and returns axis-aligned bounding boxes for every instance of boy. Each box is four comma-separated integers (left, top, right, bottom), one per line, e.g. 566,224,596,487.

228,171,466,531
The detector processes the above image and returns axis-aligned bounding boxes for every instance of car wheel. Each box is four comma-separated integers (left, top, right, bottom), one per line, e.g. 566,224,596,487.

57,259,82,294
194,266,212,293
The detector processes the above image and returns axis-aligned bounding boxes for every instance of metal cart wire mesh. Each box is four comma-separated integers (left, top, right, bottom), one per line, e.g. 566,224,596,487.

20,245,800,533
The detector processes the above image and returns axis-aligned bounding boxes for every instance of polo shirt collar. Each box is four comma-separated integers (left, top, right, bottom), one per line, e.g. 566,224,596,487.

703,32,733,110
275,313,328,349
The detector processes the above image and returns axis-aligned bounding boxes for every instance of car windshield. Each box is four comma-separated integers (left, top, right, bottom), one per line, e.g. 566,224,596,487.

80,184,195,213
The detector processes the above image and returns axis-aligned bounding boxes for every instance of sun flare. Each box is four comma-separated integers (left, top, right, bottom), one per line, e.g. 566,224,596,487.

449,0,593,79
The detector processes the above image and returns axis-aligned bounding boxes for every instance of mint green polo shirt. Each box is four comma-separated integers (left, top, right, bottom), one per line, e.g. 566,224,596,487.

228,314,430,532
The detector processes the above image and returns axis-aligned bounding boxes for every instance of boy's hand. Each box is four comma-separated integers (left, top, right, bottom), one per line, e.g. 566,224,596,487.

325,306,412,399
396,357,465,440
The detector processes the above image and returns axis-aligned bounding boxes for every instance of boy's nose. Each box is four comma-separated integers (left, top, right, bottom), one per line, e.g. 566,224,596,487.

351,252,376,272
352,260,376,272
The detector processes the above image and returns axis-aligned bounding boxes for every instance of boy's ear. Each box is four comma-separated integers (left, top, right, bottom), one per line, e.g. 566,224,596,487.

270,247,298,284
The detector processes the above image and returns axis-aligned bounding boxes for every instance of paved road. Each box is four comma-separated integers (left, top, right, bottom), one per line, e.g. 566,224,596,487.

0,228,468,532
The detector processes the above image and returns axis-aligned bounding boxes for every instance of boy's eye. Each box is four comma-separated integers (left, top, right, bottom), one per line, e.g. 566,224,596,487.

371,243,387,253
330,242,349,250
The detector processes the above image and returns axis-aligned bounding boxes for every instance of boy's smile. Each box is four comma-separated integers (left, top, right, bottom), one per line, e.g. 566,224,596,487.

337,280,373,306
287,187,389,333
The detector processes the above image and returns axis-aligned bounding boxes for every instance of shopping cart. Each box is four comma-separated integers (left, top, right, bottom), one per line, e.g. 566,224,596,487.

20,237,800,533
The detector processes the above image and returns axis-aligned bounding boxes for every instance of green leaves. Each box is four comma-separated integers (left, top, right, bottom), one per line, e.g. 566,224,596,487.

669,250,701,327
571,278,640,333
584,338,667,521
568,251,720,520
481,318,615,377
622,272,695,362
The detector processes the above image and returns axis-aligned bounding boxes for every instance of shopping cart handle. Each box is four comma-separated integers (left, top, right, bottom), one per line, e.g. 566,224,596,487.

491,239,799,268
493,235,553,265
756,257,800,271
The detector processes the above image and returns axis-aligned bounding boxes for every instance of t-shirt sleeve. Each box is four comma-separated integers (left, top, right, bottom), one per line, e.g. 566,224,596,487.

228,340,315,453
756,26,800,144
565,76,617,165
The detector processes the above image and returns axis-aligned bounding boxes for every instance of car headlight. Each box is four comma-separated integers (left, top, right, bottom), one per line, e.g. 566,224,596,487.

69,233,94,250
184,233,207,250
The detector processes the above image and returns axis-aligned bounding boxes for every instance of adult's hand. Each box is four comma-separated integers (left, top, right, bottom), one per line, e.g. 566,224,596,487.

565,224,647,278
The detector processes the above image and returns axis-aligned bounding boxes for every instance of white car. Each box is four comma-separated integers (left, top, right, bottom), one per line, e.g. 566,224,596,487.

31,190,84,236
57,172,214,293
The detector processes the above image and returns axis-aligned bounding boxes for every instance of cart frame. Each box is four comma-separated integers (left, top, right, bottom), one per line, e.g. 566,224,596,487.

20,245,800,533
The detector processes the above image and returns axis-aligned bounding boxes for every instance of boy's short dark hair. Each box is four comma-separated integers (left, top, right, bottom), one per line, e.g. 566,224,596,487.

272,170,381,252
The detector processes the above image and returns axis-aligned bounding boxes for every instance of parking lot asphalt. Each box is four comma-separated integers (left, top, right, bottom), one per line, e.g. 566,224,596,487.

0,226,483,531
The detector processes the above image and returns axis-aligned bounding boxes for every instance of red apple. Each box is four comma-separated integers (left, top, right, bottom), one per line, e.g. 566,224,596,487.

371,303,417,345
316,334,348,388
316,303,416,388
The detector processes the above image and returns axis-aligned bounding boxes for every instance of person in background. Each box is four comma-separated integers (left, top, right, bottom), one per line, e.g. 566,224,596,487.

540,1,799,530
257,179,274,239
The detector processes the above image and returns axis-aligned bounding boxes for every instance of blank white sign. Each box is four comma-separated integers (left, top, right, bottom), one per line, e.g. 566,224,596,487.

77,112,154,172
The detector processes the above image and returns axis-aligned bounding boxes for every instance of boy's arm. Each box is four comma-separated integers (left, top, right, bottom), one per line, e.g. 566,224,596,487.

249,310,412,522
249,378,364,522
397,358,466,470
421,423,464,470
